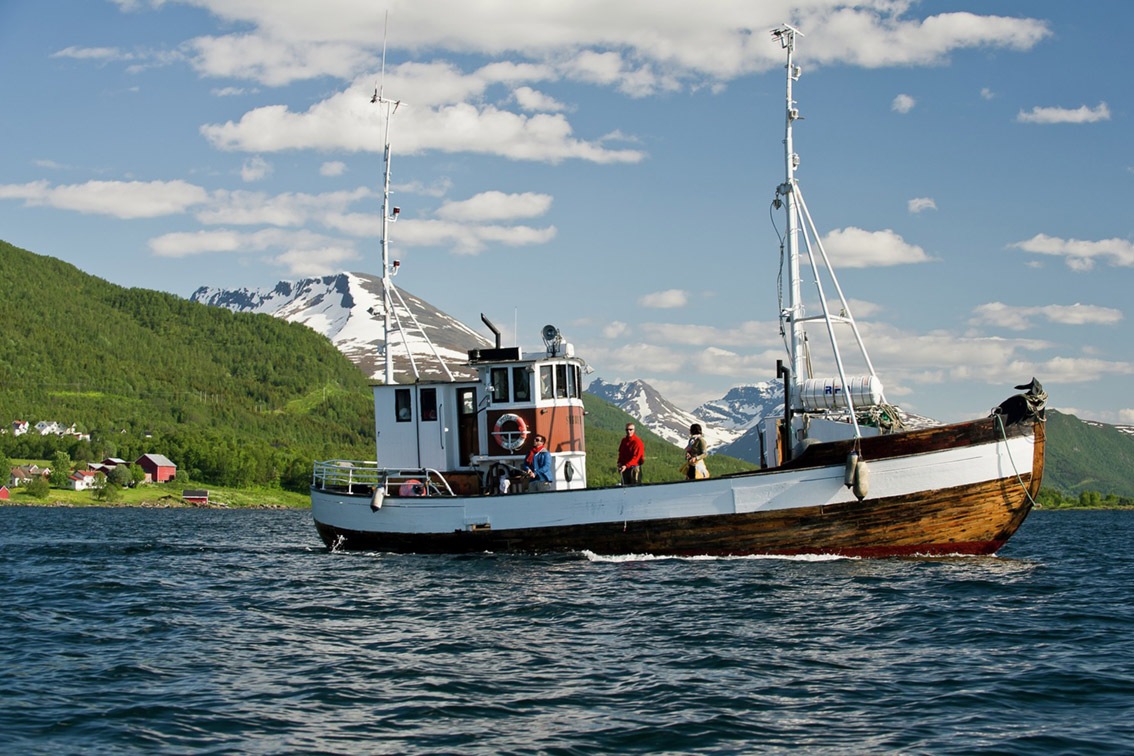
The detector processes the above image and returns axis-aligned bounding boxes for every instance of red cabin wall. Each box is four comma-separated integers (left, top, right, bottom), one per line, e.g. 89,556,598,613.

485,406,586,457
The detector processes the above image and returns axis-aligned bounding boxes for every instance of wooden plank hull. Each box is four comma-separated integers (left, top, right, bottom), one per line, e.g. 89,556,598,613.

312,417,1043,558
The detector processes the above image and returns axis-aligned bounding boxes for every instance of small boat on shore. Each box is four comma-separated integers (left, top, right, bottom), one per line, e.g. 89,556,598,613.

311,26,1045,557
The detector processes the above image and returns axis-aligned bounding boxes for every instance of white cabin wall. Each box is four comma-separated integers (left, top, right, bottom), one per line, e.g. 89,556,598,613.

373,385,421,468
373,383,479,471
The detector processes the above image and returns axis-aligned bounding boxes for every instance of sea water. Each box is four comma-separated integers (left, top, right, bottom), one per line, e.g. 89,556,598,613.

1,507,1131,755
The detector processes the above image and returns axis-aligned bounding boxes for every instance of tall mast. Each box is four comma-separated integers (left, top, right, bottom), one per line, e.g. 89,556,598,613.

770,25,883,439
773,25,805,410
373,18,399,386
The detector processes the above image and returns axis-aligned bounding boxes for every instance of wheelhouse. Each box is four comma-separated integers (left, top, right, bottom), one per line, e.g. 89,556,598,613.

369,330,587,495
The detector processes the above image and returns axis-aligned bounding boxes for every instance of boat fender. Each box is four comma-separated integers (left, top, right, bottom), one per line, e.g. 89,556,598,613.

564,460,575,483
492,413,530,451
399,480,426,497
844,451,859,488
370,488,385,512
852,460,870,501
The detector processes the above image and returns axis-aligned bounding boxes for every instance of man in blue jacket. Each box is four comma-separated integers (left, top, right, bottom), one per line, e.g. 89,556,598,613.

523,434,553,491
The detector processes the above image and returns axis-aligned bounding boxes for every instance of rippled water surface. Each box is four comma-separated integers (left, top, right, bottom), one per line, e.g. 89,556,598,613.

1,507,1132,754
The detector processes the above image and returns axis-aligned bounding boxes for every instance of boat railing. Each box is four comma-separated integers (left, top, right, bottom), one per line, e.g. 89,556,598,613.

312,460,456,497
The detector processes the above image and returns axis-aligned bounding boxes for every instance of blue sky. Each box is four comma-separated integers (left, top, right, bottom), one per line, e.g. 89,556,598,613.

2,1,1132,423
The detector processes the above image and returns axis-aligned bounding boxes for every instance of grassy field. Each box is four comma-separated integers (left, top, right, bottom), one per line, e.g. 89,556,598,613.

2,484,310,509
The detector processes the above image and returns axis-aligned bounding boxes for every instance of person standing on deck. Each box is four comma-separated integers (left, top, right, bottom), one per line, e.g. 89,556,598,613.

617,423,645,485
523,435,553,491
684,423,708,480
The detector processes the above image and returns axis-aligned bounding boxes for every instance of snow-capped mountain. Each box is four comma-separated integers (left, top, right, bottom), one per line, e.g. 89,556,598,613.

693,382,784,433
191,273,492,381
585,378,746,449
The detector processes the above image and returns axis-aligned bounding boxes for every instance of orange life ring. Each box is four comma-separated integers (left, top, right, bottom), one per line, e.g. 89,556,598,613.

492,413,530,451
398,480,425,497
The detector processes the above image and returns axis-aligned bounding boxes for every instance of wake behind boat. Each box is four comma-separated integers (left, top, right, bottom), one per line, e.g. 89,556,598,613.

311,26,1045,557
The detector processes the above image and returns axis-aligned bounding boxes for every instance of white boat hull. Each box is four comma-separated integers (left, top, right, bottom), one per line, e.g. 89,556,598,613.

311,416,1043,557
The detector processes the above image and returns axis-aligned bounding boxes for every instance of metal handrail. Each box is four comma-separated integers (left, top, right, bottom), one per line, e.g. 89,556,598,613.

312,460,456,497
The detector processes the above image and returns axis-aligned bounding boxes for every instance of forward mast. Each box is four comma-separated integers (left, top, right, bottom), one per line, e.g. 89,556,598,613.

772,25,884,446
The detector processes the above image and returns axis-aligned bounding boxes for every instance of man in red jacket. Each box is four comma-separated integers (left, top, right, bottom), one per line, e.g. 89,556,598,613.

617,423,645,485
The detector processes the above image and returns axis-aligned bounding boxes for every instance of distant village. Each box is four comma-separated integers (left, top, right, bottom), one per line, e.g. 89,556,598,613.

2,419,177,498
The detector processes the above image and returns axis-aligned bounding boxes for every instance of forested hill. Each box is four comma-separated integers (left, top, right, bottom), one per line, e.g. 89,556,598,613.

0,240,374,488
1044,410,1134,496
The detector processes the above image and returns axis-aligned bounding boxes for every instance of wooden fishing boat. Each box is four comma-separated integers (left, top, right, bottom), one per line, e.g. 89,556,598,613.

311,26,1044,557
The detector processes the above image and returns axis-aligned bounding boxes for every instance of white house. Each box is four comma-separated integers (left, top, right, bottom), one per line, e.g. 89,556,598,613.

35,421,63,436
69,470,101,491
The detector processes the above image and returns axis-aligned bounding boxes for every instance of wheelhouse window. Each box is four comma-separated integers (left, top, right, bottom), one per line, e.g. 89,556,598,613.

566,364,578,398
555,364,568,398
420,388,437,421
540,365,554,400
512,367,531,402
490,368,510,403
395,389,412,422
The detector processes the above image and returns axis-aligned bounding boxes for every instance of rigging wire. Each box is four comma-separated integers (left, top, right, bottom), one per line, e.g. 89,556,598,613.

769,200,789,354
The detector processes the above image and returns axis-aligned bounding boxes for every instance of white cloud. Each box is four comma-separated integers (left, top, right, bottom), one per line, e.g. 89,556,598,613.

320,161,347,176
147,226,357,272
638,321,779,348
825,298,883,319
692,346,784,377
52,46,133,61
599,343,685,374
200,76,645,164
163,2,1049,86
891,94,915,113
602,321,629,339
0,179,209,219
241,156,272,182
265,245,360,276
397,178,454,198
1009,233,1134,271
393,218,556,254
908,197,936,214
188,33,379,87
980,87,996,100
820,227,935,267
436,191,553,222
1016,102,1111,124
638,289,688,309
971,302,1124,331
818,322,1134,402
513,86,570,113
195,187,371,227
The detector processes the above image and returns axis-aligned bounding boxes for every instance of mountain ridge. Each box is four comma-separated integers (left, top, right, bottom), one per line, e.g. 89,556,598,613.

192,272,491,382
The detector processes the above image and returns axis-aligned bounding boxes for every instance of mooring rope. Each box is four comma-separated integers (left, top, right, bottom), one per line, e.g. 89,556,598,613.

994,413,1038,507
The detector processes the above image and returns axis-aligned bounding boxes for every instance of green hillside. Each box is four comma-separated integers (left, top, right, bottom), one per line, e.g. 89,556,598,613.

0,240,373,489
1043,410,1134,496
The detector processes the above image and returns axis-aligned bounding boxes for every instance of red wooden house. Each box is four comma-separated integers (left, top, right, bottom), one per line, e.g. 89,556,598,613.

135,454,177,483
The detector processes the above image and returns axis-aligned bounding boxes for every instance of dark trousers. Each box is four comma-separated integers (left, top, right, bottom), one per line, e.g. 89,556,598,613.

621,466,641,485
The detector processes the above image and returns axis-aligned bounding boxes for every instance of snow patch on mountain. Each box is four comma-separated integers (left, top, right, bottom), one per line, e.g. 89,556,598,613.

586,378,745,449
694,382,783,433
192,272,491,381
